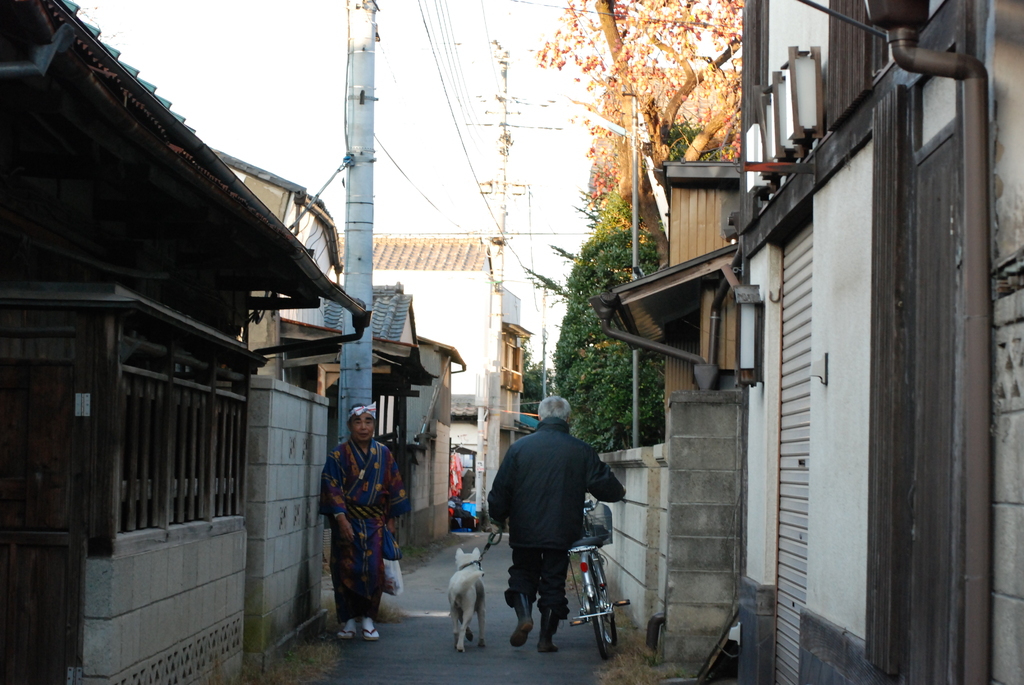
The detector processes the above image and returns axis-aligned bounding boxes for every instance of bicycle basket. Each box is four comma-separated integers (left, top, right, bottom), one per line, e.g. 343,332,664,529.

584,503,613,545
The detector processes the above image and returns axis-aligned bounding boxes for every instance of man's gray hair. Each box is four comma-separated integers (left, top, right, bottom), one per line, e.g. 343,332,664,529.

538,396,571,421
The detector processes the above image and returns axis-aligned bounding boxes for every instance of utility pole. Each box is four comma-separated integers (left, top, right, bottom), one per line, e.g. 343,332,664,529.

631,97,640,449
339,1,377,439
541,288,548,398
475,41,524,518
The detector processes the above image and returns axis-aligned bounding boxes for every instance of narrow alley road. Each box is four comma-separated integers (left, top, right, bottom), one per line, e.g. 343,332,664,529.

313,531,609,685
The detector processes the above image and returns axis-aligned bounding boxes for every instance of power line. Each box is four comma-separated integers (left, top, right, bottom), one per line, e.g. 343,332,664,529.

374,134,466,230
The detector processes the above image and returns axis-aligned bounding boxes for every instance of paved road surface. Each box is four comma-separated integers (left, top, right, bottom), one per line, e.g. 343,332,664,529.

313,532,611,685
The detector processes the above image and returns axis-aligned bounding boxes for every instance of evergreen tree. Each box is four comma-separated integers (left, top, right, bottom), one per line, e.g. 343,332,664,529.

532,193,664,451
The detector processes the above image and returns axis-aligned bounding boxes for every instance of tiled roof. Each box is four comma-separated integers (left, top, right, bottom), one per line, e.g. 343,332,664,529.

371,284,413,342
372,237,490,272
321,284,413,342
451,394,478,418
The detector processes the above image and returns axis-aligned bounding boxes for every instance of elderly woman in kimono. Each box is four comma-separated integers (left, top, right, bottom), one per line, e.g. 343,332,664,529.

321,403,410,641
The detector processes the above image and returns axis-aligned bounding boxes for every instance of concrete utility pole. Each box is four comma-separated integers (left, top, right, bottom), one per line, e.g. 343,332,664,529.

475,41,523,518
339,1,377,439
631,98,640,449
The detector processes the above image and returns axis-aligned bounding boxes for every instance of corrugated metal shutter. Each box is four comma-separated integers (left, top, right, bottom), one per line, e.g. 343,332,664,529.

775,225,813,685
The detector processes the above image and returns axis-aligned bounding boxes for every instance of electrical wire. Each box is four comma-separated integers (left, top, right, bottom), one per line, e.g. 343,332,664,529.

416,0,504,235
374,134,466,230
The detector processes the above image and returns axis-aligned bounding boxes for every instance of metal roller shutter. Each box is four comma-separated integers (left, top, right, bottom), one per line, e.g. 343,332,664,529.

775,225,813,685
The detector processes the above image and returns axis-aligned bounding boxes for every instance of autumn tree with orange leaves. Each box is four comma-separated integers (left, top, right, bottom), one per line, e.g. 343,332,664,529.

538,0,742,267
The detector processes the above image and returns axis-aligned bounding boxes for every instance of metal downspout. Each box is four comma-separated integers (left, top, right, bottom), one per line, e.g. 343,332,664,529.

589,292,723,389
708,250,744,368
888,28,992,685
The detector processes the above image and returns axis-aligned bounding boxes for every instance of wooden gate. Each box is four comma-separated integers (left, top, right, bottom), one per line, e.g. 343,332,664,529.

0,362,80,685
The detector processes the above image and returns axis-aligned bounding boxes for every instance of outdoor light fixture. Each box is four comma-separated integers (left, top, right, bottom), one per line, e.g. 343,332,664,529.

771,71,795,160
735,284,764,386
785,46,824,144
745,122,765,193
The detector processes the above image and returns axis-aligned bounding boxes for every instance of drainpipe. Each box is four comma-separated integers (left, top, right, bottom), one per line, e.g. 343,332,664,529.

707,250,744,369
887,28,991,685
590,292,723,390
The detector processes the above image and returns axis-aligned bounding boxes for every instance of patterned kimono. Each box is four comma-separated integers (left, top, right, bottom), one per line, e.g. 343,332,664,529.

320,438,410,619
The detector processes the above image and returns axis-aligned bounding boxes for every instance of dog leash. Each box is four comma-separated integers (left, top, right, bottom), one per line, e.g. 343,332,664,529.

479,529,503,561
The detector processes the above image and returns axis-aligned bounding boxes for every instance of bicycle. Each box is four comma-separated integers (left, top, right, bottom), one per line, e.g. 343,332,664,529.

568,499,630,659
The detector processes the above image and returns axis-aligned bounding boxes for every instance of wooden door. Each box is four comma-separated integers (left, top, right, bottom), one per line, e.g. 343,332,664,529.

0,362,78,685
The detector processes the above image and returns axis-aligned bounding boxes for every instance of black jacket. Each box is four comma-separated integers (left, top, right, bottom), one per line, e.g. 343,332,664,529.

487,417,625,550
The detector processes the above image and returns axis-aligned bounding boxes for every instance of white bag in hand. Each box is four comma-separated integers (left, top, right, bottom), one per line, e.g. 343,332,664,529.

384,559,403,596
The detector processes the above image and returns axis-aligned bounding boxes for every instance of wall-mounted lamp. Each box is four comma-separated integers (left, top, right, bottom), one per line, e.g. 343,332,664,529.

771,71,796,160
735,284,764,386
785,46,825,145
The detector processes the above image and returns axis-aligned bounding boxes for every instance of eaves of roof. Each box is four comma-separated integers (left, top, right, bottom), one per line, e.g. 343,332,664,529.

15,0,365,318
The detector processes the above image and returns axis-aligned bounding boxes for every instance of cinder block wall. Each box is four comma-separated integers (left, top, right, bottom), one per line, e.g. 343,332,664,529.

601,444,668,630
993,289,1024,685
244,378,327,667
83,522,246,685
664,390,742,672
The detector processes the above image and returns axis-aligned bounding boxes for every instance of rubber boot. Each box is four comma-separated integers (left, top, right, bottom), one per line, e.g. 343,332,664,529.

509,593,534,647
537,608,559,653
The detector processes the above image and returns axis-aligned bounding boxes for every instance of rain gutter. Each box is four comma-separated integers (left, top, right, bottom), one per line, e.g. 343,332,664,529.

590,291,724,391
886,27,992,685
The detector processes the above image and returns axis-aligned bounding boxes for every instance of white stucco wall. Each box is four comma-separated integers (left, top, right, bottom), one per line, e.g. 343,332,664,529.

804,141,874,637
744,244,784,585
374,269,492,398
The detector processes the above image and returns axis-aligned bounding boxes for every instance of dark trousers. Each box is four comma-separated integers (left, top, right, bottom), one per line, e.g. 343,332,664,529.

505,547,571,620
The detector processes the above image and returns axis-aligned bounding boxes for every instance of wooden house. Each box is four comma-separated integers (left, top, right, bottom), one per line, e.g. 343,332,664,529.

738,0,1023,682
590,162,741,394
0,2,365,682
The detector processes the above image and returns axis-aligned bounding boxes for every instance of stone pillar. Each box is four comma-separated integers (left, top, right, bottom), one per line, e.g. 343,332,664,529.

664,390,742,672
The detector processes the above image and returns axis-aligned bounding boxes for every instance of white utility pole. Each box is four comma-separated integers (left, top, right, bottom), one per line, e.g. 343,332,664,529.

631,98,640,449
475,42,518,519
541,288,548,398
339,1,377,439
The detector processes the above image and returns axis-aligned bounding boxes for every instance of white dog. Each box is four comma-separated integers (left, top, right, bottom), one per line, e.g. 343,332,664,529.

447,547,486,652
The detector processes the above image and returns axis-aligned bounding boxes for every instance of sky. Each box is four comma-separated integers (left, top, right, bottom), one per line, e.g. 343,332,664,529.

82,0,600,363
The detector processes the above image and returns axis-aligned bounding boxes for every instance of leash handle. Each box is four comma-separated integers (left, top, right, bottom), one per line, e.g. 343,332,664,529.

483,529,503,555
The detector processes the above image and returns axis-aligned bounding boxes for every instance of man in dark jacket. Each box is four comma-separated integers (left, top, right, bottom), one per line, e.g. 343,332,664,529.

487,395,625,653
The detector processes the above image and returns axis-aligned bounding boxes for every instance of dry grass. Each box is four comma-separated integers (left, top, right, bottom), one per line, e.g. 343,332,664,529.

595,617,691,685
202,641,338,685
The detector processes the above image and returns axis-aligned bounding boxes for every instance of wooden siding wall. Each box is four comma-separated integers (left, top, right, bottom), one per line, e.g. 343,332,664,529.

907,135,960,685
866,85,910,674
700,286,738,370
669,188,733,266
826,0,888,131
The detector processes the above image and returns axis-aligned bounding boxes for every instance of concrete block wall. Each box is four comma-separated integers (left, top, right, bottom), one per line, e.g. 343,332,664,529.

664,390,742,673
82,524,246,685
601,443,668,630
244,377,328,667
993,288,1024,685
